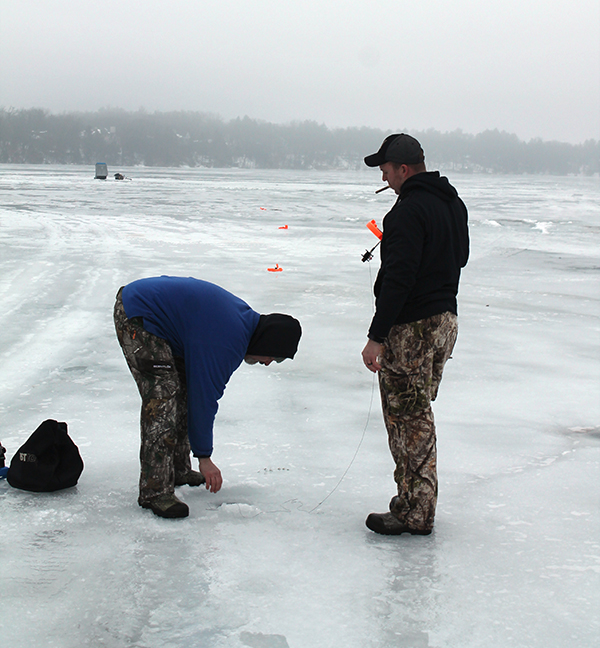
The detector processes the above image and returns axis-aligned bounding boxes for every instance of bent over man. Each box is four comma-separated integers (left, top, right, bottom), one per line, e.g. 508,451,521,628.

361,134,469,536
114,276,301,518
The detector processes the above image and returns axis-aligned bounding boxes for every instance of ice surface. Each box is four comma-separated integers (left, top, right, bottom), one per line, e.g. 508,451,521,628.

0,166,598,648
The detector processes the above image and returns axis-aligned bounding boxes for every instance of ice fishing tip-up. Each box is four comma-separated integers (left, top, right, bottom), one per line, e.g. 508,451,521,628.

362,219,383,262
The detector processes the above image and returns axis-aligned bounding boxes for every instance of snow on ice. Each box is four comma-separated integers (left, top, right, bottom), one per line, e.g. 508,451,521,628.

0,166,598,647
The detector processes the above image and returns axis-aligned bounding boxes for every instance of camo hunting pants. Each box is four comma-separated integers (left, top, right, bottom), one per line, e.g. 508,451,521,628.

378,312,458,532
113,289,192,505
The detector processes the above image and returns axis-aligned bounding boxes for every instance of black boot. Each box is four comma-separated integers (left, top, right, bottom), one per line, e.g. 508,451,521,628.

365,512,432,535
140,494,189,518
175,470,206,487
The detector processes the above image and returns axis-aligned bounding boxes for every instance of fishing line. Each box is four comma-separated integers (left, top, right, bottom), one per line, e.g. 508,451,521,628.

308,372,377,513
207,221,382,518
308,259,378,513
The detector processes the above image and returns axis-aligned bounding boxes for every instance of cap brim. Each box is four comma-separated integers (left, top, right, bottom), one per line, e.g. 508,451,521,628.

364,152,385,167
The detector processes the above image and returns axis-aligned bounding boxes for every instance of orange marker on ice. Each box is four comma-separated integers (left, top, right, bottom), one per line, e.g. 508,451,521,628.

278,225,288,229
367,219,383,240
268,264,283,272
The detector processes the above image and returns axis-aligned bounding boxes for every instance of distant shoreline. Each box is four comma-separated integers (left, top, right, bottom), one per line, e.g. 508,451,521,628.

1,108,598,175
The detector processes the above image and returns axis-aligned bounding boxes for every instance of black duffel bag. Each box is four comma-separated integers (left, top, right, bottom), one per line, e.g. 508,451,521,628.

7,419,84,492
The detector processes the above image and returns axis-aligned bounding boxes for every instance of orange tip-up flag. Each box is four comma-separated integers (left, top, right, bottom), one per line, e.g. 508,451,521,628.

367,219,383,240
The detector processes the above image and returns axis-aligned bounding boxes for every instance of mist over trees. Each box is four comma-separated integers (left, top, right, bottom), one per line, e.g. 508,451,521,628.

0,107,597,175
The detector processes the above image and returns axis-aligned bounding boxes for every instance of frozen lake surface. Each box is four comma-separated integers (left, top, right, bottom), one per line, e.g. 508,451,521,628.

0,165,598,648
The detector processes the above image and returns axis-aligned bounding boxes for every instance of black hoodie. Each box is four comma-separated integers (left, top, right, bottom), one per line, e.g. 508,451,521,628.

368,171,469,342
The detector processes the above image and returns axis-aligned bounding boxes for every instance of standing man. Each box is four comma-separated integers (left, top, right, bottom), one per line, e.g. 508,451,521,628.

114,276,302,519
361,134,469,536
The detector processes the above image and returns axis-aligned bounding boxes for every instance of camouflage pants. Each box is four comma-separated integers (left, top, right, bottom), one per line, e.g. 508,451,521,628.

378,312,458,531
113,288,192,505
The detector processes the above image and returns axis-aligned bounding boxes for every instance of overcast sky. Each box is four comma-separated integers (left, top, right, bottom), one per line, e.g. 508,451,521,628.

1,0,598,144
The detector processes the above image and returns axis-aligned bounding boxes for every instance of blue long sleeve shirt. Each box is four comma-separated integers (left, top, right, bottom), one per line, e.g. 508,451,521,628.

122,276,260,457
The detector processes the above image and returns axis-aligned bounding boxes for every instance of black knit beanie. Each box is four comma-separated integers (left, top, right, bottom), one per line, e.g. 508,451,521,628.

246,314,302,359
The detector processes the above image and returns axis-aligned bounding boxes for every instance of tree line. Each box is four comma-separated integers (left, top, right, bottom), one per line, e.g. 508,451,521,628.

0,107,597,175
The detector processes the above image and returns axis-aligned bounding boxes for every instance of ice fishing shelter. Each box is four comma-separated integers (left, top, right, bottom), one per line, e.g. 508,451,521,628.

94,163,108,179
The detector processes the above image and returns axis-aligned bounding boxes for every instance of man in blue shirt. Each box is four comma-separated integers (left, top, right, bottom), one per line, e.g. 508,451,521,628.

114,276,302,518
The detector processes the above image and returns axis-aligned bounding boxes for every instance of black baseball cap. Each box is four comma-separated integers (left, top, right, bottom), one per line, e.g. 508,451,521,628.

364,133,424,167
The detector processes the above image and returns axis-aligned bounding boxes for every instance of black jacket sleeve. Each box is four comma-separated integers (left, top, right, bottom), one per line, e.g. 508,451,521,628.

368,204,425,342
